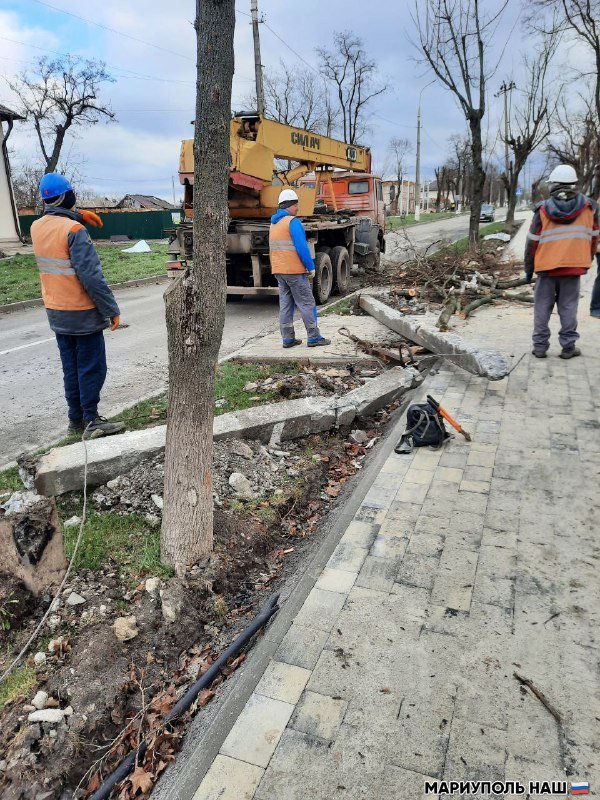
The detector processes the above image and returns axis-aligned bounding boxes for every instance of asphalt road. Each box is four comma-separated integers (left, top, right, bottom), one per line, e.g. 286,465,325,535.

0,212,499,467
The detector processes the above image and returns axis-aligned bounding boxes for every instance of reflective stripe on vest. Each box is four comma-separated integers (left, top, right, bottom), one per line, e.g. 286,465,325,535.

30,215,96,311
269,215,305,274
534,206,595,273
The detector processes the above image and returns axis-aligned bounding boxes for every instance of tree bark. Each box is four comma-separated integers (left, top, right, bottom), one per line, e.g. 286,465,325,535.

161,0,235,576
468,115,485,248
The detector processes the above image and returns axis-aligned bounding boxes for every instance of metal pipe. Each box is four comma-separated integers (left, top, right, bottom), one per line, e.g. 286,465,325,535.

88,593,280,800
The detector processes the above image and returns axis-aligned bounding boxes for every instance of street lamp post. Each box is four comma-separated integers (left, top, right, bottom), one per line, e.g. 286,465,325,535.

415,80,435,222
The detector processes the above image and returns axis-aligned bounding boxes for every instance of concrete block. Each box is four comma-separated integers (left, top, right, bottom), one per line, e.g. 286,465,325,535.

443,719,507,782
294,587,347,632
192,754,263,800
33,364,420,495
360,295,509,380
220,692,294,768
290,690,348,740
355,555,398,592
255,660,311,705
35,426,167,495
276,623,331,670
342,366,422,419
316,567,357,594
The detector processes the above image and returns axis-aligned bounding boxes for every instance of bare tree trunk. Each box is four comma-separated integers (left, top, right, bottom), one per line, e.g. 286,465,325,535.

468,117,485,247
161,0,235,576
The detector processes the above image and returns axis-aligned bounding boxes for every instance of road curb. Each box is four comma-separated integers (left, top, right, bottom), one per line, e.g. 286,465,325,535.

0,274,169,315
152,364,440,800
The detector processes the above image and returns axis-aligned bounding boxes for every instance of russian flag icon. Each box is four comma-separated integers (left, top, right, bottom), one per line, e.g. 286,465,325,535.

572,782,589,795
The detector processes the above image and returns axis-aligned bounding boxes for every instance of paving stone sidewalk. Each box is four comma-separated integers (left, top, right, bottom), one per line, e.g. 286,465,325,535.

192,272,600,800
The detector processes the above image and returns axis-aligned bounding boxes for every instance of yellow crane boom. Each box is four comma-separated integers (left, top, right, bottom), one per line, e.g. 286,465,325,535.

179,114,372,218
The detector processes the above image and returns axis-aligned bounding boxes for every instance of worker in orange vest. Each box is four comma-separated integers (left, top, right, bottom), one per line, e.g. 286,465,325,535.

525,165,599,358
269,188,331,348
30,173,126,439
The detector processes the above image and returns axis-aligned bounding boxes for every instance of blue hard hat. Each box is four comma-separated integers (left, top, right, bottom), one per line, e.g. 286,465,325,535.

39,173,73,201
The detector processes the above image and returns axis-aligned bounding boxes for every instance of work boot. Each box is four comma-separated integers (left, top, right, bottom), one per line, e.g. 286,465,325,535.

307,337,332,348
83,416,126,440
283,338,302,349
67,419,85,435
559,346,581,360
531,349,547,358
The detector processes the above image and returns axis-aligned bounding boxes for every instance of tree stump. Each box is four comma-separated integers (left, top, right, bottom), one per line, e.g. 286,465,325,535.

0,492,67,596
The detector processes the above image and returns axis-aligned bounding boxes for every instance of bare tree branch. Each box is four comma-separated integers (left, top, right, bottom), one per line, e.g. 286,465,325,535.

6,56,114,174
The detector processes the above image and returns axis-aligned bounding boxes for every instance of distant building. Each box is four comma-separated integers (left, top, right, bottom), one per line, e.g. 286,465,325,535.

77,196,119,211
382,179,418,214
0,104,24,244
116,194,176,211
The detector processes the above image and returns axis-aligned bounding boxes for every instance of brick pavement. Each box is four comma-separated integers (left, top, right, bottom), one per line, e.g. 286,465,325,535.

191,270,600,800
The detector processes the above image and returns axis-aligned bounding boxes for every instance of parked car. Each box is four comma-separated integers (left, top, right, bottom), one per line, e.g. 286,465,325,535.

480,203,495,222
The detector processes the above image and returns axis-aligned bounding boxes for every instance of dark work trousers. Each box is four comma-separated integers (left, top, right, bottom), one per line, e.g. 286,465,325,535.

532,273,581,352
275,273,322,343
590,254,600,316
55,331,107,422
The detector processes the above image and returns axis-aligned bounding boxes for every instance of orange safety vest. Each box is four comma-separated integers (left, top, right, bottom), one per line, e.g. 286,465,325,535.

269,215,305,274
533,205,595,273
30,215,95,311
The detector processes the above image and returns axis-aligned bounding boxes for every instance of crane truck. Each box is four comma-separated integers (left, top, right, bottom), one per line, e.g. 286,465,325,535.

167,114,385,304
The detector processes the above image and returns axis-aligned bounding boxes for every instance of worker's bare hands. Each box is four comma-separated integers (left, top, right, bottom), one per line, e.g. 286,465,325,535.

79,209,103,228
307,270,315,282
110,315,121,331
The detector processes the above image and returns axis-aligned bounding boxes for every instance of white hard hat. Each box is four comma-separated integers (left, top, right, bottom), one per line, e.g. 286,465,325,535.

278,188,299,204
548,164,578,184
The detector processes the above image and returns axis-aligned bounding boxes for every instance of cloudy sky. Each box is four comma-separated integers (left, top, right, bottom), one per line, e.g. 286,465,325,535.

0,0,559,202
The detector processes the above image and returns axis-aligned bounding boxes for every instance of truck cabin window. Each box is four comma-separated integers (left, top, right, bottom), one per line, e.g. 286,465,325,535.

348,180,369,195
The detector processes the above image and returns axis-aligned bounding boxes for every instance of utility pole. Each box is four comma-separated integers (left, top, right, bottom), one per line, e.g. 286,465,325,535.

415,81,434,221
415,105,422,221
496,80,516,207
250,0,265,117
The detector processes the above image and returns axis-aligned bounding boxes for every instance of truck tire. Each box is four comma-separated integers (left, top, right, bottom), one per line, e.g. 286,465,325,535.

330,246,350,295
312,251,333,305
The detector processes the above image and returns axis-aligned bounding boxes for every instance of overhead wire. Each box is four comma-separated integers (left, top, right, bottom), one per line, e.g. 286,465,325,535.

0,35,196,86
30,0,194,61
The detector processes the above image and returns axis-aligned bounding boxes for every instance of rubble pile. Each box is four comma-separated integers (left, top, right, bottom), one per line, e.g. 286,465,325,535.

241,364,376,401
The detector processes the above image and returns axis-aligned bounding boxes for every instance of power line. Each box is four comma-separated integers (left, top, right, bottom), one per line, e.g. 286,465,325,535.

30,0,194,61
0,35,195,85
259,19,414,133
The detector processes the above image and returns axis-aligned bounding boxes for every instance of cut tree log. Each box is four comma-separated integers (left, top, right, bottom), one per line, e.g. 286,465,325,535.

436,293,458,330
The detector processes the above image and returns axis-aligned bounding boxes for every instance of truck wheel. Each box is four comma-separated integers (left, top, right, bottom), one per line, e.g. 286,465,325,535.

312,252,333,305
330,246,350,295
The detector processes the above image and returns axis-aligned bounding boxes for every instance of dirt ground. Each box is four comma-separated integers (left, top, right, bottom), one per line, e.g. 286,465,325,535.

0,408,396,800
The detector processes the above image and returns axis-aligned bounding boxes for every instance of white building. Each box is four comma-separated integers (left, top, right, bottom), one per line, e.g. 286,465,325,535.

0,105,24,245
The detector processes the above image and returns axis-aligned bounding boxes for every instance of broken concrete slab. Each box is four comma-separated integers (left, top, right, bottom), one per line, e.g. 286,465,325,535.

34,426,167,496
32,368,421,496
342,366,422,419
359,295,509,381
213,396,336,444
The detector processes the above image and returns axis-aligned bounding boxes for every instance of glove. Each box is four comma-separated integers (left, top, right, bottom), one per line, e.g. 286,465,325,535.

307,269,315,281
110,315,120,331
79,209,103,228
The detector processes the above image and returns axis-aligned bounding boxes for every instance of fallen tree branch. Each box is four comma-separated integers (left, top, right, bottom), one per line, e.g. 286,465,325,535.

513,672,562,724
491,290,533,303
458,295,496,319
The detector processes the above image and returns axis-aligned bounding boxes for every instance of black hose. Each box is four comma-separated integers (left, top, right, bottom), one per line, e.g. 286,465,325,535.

88,593,280,800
